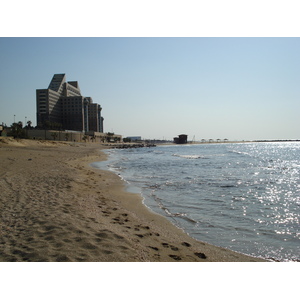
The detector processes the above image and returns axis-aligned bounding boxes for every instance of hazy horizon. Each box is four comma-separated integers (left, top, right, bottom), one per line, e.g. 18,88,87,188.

1,37,299,141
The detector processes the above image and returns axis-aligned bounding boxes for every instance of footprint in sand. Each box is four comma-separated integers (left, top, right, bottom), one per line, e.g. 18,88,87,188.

181,242,191,247
169,254,182,261
135,234,144,238
148,246,159,251
162,243,179,251
95,232,109,239
194,252,207,259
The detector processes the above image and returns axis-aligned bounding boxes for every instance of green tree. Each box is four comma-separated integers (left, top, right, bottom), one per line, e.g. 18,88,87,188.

9,122,26,138
38,120,62,130
25,120,32,129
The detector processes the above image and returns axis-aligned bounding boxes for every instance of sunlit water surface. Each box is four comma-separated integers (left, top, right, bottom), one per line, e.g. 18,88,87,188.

92,142,300,261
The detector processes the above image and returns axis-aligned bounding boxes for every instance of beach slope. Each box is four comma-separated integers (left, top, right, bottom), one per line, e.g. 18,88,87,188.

0,138,265,262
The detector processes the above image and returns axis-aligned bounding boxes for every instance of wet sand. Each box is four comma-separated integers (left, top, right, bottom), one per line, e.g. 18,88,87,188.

0,137,265,261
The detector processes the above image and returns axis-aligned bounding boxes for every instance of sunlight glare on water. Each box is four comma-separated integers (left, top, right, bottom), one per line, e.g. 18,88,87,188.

94,142,300,261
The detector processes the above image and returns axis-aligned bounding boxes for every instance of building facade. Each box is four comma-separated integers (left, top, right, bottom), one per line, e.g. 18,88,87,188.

173,134,188,144
36,74,104,132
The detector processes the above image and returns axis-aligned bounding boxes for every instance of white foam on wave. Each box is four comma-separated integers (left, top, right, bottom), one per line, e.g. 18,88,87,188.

172,154,206,159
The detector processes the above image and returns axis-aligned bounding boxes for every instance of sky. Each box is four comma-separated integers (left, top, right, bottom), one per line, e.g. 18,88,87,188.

1,0,300,141
0,37,299,141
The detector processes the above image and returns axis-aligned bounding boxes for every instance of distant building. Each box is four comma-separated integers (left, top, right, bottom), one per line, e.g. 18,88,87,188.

36,74,104,132
126,136,142,141
173,134,188,144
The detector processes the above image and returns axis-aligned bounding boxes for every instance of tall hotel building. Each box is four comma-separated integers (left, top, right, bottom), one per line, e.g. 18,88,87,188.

36,74,104,132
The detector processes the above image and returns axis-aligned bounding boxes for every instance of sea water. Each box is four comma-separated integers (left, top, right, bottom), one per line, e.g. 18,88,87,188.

92,142,300,261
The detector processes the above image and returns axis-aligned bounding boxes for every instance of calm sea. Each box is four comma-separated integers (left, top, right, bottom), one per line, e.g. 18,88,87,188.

92,142,300,262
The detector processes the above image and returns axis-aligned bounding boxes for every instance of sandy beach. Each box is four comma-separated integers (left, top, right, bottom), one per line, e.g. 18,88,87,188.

0,137,265,262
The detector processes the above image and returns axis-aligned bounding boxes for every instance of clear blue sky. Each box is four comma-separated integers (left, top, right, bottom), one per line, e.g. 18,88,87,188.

1,37,299,141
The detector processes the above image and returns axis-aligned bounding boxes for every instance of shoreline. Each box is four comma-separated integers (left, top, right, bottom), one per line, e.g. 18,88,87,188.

0,138,265,261
91,145,269,262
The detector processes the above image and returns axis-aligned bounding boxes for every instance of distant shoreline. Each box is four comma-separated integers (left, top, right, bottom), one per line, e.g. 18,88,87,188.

105,139,300,148
170,139,300,145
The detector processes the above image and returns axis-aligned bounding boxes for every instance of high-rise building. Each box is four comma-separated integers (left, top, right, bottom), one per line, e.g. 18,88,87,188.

36,74,104,132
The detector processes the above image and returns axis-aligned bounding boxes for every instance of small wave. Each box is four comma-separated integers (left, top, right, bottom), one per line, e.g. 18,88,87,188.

172,154,207,159
150,193,197,223
171,213,198,223
229,150,250,156
148,183,162,189
220,184,236,188
153,151,164,154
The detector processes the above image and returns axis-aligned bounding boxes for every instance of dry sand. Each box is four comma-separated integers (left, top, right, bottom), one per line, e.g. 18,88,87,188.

0,137,265,262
